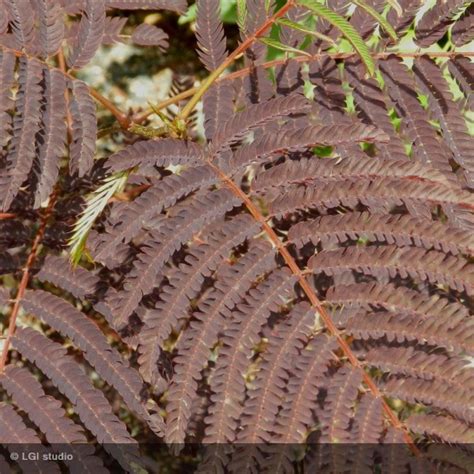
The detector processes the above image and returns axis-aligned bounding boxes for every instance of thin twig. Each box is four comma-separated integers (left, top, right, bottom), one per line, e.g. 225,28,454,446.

132,87,198,125
0,190,58,373
0,213,16,220
88,87,131,129
7,46,131,130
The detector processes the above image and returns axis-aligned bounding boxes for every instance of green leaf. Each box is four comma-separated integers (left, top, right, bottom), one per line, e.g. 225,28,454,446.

178,1,237,25
297,0,375,76
276,18,337,45
178,3,196,25
386,0,402,16
258,37,313,57
351,0,398,42
68,170,131,266
220,0,238,23
236,0,247,31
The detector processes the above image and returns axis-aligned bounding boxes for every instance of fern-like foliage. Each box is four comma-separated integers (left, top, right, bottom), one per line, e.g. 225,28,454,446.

0,0,178,211
0,1,473,472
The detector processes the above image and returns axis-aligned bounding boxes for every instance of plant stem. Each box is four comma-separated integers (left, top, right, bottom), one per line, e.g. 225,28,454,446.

205,160,420,455
0,189,58,373
6,45,132,130
132,87,198,124
177,0,296,122
89,87,131,130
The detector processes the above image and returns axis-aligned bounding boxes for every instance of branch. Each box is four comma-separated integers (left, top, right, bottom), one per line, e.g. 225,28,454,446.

88,87,131,130
0,189,58,373
205,158,420,455
5,46,131,130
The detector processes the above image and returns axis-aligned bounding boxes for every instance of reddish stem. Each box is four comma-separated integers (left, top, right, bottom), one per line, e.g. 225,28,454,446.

0,191,58,373
206,159,420,455
7,46,131,131
88,88,131,130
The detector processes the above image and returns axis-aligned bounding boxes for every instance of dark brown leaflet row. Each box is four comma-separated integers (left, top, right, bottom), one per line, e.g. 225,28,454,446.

0,52,96,211
0,402,62,474
288,212,474,255
197,0,233,140
0,0,473,472
414,0,467,48
1,55,44,210
413,56,474,188
452,3,474,46
309,245,473,294
0,2,193,467
1,0,176,61
1,366,107,473
195,0,228,72
67,0,106,70
131,23,169,49
11,327,142,470
72,82,470,470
